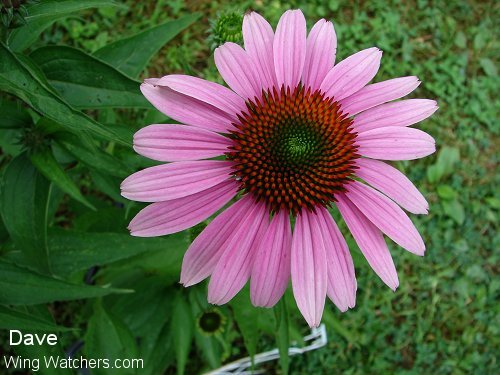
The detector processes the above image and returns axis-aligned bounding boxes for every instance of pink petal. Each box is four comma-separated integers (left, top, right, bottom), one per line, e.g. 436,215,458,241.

356,126,436,160
208,200,268,305
355,158,429,214
243,12,277,91
320,47,382,101
120,160,233,202
215,42,262,100
345,181,425,255
151,75,247,118
339,76,421,116
180,196,254,286
302,19,337,91
273,9,307,89
291,208,328,328
140,82,234,133
250,210,292,308
353,99,438,133
336,193,399,290
133,124,232,162
128,180,238,237
316,206,357,312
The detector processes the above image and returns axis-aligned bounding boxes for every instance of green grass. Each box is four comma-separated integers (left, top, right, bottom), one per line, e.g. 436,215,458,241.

35,0,499,373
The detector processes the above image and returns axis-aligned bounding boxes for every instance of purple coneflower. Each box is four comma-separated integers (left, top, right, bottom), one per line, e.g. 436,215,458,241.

121,10,437,327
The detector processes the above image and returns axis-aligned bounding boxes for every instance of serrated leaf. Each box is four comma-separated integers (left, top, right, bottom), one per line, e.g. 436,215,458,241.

171,293,193,375
0,154,51,274
0,43,128,145
30,147,95,210
7,0,125,52
0,305,74,331
0,260,127,305
94,13,200,78
31,46,149,109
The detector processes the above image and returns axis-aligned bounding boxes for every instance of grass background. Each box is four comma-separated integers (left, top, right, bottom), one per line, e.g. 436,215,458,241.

22,0,499,373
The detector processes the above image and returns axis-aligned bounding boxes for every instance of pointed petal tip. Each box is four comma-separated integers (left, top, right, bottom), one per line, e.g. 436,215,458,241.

307,319,322,329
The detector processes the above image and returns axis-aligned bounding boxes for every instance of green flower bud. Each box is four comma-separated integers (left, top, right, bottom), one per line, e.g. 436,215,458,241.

208,11,244,51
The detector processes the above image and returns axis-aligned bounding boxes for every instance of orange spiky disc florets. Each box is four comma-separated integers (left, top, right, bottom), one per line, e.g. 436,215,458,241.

227,86,359,215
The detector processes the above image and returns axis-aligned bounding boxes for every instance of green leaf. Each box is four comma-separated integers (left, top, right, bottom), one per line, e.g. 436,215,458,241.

0,43,128,145
31,46,149,109
231,288,260,359
30,147,95,210
171,293,193,375
143,322,174,375
12,306,73,375
85,301,139,375
479,58,497,77
274,299,290,375
442,199,465,225
55,132,133,178
0,101,32,129
94,13,200,78
322,307,356,343
0,305,73,331
7,0,125,52
99,231,189,283
104,274,175,374
0,260,128,305
437,185,457,200
46,230,188,276
427,146,460,183
454,31,467,49
0,154,51,274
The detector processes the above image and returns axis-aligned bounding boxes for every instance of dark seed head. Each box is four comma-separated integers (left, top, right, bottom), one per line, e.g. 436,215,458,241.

227,86,359,215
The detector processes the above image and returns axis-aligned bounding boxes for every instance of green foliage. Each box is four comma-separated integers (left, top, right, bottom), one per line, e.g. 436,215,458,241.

31,46,148,109
1,154,52,273
0,0,497,374
94,13,200,78
0,260,127,305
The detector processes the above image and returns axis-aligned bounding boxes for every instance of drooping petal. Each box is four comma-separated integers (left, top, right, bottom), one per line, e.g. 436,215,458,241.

302,19,337,91
274,9,307,89
128,180,238,237
243,11,277,91
355,158,429,214
180,196,254,286
320,47,382,101
291,208,328,328
151,74,247,118
140,82,234,133
133,124,232,162
356,126,436,160
336,193,399,290
345,181,425,255
120,160,233,202
353,99,438,133
316,206,356,312
339,76,420,116
208,200,268,305
250,210,292,308
215,42,262,100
